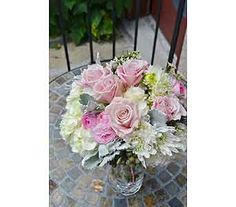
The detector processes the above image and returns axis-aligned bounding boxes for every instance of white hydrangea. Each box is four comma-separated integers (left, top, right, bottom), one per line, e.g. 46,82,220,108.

71,81,82,93
70,127,97,155
66,100,82,117
124,87,149,116
60,81,83,141
60,113,79,141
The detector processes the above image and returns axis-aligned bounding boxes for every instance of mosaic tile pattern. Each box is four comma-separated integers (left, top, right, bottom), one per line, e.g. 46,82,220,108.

49,69,187,207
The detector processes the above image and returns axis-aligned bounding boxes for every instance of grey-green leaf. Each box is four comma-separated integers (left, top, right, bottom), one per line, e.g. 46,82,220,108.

82,152,101,170
148,109,167,127
79,93,95,105
98,145,109,158
99,151,120,167
106,140,122,152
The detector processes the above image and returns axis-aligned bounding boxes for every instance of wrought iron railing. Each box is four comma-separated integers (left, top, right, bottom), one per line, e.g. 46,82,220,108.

54,0,186,74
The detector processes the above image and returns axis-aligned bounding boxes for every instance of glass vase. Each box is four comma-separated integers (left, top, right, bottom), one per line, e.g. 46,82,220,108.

108,164,144,196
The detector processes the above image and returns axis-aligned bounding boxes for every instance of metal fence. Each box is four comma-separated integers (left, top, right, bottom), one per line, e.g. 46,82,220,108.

55,0,186,73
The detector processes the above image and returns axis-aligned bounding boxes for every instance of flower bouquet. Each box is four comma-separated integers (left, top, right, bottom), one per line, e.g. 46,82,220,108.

60,51,187,196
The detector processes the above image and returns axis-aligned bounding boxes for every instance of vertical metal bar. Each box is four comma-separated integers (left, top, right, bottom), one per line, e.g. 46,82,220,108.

134,0,141,51
112,0,116,59
56,0,71,71
151,0,162,65
167,0,186,67
87,0,94,64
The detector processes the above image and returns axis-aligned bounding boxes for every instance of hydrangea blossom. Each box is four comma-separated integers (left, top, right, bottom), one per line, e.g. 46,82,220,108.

60,113,79,141
70,127,97,155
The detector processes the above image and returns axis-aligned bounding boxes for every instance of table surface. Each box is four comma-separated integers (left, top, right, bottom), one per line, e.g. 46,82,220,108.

49,68,187,207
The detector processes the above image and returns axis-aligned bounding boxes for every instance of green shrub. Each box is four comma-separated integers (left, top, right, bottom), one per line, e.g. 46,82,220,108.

49,0,132,45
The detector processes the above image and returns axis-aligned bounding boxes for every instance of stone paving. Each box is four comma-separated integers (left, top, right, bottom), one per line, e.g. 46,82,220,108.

49,68,187,207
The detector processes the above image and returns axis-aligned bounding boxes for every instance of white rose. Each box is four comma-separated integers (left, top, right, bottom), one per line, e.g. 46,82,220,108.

124,87,148,116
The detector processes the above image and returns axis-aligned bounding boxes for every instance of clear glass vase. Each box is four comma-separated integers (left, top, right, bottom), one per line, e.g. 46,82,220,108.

108,164,144,196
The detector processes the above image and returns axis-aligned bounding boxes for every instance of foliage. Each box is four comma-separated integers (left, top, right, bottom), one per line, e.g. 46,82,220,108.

49,0,132,45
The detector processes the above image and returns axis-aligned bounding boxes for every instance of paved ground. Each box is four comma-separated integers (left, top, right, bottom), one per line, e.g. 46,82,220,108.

49,68,187,207
49,15,187,82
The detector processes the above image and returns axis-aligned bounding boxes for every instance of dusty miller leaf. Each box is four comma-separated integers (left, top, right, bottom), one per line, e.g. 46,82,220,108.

116,142,131,151
79,93,95,105
82,151,101,170
105,140,123,153
99,151,120,167
98,145,109,158
148,109,167,127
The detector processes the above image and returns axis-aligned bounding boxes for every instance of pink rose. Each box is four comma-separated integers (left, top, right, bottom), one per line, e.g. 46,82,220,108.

93,74,124,103
81,112,97,129
81,64,111,88
97,112,110,124
105,97,140,137
92,112,117,144
152,96,187,121
92,123,117,144
117,59,148,87
172,79,187,99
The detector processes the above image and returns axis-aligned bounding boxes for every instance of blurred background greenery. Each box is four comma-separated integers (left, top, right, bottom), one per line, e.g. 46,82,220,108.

49,0,132,45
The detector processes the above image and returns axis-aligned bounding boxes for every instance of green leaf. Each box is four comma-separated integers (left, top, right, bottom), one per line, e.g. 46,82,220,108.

64,0,77,10
92,12,103,27
106,1,112,10
50,0,129,44
100,18,112,36
70,27,86,45
73,2,87,14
